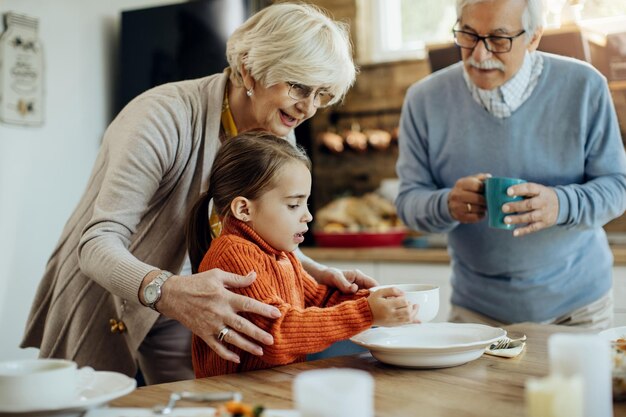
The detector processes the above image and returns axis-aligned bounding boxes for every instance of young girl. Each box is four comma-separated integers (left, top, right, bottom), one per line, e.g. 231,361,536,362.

186,132,417,377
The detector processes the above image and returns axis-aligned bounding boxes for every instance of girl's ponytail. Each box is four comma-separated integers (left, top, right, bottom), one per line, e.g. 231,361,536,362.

185,187,214,274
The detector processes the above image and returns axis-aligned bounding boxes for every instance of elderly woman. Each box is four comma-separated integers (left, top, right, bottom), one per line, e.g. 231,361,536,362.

21,3,368,385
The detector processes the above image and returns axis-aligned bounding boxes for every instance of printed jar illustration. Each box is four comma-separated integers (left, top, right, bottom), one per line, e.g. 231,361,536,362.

0,12,44,126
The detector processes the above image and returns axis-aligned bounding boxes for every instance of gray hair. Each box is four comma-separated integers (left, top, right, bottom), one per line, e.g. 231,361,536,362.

456,0,545,43
226,3,357,106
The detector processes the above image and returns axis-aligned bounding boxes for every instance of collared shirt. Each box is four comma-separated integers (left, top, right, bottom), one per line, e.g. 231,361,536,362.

463,51,544,118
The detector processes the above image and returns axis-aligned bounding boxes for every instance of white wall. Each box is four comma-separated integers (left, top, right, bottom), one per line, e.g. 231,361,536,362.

0,0,185,361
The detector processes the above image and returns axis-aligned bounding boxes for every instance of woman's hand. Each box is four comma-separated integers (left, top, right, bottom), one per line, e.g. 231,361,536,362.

367,287,418,327
500,182,559,237
448,173,491,223
156,269,282,363
313,267,379,293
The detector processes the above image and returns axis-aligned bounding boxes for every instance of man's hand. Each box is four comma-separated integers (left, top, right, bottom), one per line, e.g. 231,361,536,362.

501,182,559,237
155,269,281,363
448,173,491,223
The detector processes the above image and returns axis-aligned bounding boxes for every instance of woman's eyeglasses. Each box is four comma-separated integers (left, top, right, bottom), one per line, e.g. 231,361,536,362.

287,82,335,108
452,29,526,53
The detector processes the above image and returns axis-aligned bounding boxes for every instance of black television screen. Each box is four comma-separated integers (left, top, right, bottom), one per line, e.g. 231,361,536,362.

116,0,254,114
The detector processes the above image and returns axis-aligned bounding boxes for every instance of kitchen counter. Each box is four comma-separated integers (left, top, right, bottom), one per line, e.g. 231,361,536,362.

302,245,626,265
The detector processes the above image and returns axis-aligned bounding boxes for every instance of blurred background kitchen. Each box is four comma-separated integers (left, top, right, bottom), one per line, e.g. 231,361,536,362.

1,0,625,361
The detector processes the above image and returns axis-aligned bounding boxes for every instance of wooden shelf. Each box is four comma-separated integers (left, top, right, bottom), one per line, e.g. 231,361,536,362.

610,80,626,92
303,245,626,265
302,247,450,264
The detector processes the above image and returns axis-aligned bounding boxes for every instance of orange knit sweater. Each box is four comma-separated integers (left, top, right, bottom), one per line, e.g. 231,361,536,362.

191,219,373,378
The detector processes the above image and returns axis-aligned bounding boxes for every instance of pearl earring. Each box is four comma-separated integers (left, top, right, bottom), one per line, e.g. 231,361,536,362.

246,89,253,97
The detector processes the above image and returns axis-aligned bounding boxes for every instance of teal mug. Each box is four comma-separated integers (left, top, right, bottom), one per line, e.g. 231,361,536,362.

484,177,527,230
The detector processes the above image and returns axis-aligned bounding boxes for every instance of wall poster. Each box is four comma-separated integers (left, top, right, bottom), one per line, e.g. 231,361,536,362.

0,12,44,127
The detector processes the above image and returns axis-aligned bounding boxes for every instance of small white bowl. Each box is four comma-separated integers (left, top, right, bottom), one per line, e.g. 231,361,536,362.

370,284,439,322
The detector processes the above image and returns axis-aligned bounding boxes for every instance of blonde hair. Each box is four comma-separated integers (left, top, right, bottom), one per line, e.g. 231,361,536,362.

226,2,357,105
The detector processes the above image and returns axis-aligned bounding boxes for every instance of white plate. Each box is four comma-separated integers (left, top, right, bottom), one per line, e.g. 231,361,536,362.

350,322,506,368
85,409,300,417
0,370,136,416
599,326,626,341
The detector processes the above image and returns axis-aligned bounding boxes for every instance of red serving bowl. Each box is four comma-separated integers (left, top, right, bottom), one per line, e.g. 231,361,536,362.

313,230,407,248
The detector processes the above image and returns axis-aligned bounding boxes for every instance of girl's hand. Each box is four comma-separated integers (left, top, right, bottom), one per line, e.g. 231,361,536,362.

367,287,418,327
295,249,378,293
314,267,379,293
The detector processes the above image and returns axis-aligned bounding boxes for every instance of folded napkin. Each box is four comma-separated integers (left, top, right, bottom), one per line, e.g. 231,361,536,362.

485,340,526,358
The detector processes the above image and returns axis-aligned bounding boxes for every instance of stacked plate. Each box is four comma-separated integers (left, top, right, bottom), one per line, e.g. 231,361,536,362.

350,322,506,368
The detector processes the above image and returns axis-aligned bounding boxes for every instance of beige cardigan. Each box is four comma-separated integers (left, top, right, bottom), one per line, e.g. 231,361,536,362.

21,72,230,376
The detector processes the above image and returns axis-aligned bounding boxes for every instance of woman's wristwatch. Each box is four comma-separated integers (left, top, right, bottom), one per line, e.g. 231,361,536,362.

143,270,173,311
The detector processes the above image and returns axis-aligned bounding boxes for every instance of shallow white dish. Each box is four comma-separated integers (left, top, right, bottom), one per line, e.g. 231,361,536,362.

0,370,136,416
350,322,506,368
599,326,626,341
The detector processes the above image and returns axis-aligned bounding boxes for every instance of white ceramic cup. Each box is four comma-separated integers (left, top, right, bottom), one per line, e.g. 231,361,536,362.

370,284,440,322
294,368,374,417
0,359,94,410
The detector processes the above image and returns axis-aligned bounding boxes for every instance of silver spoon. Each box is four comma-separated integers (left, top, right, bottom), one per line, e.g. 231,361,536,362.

153,391,243,415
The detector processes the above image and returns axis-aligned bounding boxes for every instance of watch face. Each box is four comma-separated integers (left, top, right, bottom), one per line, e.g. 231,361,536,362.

144,284,159,304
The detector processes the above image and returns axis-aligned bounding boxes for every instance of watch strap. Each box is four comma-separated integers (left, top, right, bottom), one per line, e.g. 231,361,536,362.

145,270,173,311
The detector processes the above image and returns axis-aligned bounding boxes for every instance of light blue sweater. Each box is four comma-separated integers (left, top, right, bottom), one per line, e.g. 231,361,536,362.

396,52,626,323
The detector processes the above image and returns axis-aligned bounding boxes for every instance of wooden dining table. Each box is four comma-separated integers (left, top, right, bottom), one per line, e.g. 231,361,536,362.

111,323,626,416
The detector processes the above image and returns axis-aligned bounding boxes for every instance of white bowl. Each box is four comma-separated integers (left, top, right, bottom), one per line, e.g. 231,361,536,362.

351,323,506,368
370,284,439,322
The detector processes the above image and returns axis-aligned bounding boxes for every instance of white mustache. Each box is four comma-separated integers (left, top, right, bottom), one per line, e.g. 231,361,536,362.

467,56,505,71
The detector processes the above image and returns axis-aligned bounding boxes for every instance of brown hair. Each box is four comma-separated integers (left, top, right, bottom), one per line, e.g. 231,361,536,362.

185,131,311,273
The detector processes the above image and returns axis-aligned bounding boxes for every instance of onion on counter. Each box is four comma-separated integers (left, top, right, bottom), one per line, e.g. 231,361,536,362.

365,129,392,150
318,131,344,153
344,129,368,152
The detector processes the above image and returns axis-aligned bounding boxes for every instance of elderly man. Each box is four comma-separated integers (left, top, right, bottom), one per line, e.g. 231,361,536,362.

396,0,626,328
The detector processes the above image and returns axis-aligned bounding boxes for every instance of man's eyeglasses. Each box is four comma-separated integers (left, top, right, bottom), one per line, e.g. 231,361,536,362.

452,29,526,53
287,82,335,108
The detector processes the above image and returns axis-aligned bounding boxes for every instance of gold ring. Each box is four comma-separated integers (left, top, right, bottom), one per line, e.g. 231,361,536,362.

467,203,472,212
217,326,230,343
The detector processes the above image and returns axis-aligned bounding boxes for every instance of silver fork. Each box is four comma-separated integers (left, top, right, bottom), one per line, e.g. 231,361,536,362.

489,334,527,350
153,391,243,415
